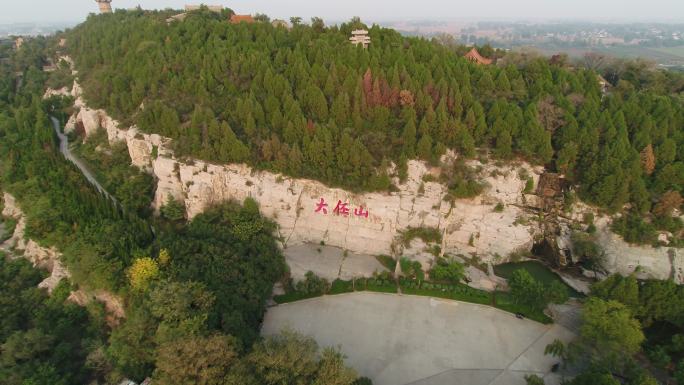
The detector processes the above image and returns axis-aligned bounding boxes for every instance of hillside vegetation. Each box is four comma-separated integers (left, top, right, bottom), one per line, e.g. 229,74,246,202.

0,36,362,385
68,9,684,240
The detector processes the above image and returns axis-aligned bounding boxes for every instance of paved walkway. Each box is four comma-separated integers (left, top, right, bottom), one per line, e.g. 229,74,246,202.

50,116,118,205
262,292,575,385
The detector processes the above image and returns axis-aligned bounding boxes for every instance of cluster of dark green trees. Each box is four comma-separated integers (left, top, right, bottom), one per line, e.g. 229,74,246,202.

72,129,155,217
67,9,684,244
508,269,570,311
0,36,366,384
535,273,684,385
0,257,109,385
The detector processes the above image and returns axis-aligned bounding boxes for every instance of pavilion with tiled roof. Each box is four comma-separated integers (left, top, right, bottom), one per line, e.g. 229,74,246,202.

230,14,255,24
464,47,493,65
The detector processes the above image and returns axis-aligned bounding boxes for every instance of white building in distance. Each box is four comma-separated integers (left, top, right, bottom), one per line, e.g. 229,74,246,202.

350,30,371,48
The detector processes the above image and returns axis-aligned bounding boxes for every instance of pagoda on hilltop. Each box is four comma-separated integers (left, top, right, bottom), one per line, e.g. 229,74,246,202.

464,47,492,65
94,0,112,13
350,30,371,49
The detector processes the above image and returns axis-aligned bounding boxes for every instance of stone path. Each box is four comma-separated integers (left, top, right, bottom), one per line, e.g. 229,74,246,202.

262,292,575,385
50,116,118,205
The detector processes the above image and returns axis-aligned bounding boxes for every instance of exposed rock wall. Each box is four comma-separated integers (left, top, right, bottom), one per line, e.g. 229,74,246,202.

1,192,70,293
66,80,683,283
593,216,681,282
2,192,126,322
71,90,540,261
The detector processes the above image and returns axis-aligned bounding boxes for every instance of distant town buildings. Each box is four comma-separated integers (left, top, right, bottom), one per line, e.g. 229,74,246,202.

95,0,112,14
350,30,371,48
185,4,223,12
464,47,492,65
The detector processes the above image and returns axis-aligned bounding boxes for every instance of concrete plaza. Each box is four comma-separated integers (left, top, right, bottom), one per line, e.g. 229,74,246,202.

262,292,575,385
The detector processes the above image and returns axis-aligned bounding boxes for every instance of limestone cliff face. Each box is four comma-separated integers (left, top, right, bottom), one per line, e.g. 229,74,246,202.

71,90,539,260
2,192,70,293
65,80,682,283
570,212,682,283
2,192,125,323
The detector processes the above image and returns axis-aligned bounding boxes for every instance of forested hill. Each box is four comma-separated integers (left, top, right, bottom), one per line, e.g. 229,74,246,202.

68,10,683,218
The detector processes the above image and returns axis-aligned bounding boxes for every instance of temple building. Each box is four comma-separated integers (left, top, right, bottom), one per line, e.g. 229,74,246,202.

350,30,371,48
464,47,493,65
230,14,255,24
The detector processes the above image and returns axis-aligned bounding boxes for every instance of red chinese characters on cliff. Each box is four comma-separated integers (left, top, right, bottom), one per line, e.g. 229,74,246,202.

315,198,369,218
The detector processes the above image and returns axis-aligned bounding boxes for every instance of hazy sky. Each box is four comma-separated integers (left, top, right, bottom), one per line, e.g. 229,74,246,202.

1,0,683,24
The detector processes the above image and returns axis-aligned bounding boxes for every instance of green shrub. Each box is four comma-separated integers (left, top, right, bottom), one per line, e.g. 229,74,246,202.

400,227,442,246
430,258,465,284
0,216,17,242
330,279,354,295
571,232,604,271
523,178,535,194
400,257,424,280
612,213,658,245
441,159,485,200
646,345,671,369
375,255,397,271
295,271,330,295
160,196,186,222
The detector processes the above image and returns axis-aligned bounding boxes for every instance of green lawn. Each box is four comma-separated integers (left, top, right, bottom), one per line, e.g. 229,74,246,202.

400,280,552,324
275,276,553,324
329,279,354,295
494,261,582,298
275,278,397,304
273,291,322,304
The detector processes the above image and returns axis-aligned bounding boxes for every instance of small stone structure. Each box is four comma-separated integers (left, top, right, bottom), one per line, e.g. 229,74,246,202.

350,30,371,48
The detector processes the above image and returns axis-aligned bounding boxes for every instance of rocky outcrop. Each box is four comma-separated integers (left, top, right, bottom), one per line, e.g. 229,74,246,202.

68,289,125,326
66,79,684,283
73,98,541,263
593,216,681,282
2,192,126,323
1,192,70,293
43,86,70,99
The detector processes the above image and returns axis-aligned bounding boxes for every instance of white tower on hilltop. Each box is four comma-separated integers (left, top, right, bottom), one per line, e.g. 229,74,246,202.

95,0,113,13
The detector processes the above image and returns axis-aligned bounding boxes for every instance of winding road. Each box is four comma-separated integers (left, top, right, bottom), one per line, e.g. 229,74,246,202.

50,116,118,205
